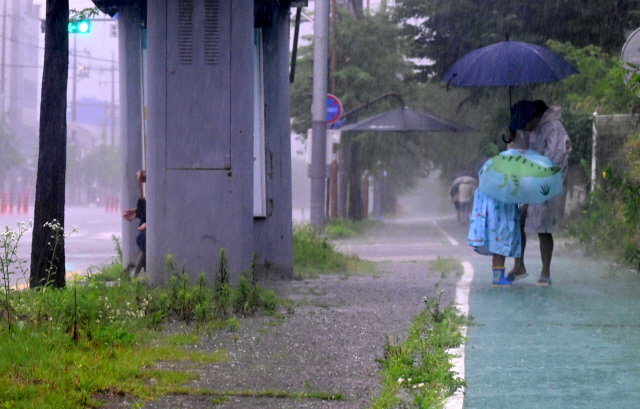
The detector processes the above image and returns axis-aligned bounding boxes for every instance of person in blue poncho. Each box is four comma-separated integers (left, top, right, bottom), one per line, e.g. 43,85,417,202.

467,102,541,286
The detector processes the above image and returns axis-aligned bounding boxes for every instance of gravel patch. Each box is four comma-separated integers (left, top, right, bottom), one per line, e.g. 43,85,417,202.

101,260,458,409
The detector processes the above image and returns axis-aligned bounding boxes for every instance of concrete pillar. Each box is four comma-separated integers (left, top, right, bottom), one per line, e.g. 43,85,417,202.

253,5,293,279
118,4,144,270
146,0,254,285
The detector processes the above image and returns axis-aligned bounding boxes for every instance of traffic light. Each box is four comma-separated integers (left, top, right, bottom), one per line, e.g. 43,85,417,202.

68,20,90,34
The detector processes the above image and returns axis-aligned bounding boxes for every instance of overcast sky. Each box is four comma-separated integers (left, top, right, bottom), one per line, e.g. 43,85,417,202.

32,0,120,104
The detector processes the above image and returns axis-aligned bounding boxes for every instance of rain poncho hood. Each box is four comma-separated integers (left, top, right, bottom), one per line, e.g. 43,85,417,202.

525,105,572,233
528,106,571,174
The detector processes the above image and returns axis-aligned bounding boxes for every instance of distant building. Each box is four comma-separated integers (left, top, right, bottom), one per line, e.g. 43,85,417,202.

2,0,40,159
0,0,39,193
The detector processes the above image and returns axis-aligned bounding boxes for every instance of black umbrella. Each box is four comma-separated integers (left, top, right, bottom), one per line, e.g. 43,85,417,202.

339,107,474,133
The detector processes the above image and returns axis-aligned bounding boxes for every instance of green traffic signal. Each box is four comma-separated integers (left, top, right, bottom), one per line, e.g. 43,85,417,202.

68,20,90,34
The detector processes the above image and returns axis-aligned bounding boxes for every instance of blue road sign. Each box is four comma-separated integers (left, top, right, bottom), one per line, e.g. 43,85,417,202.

326,94,343,125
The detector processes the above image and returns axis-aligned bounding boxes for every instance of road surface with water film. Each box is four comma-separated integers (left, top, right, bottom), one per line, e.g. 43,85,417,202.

0,206,121,286
338,216,640,409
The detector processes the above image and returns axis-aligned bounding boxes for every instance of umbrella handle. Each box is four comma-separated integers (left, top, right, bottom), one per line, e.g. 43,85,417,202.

502,134,513,144
446,73,457,91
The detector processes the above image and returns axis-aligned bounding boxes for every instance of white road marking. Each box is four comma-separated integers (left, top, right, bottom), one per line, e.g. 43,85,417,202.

433,220,459,246
444,261,473,409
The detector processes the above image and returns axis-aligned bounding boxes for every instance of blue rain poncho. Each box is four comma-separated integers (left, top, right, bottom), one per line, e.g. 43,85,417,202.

467,189,521,257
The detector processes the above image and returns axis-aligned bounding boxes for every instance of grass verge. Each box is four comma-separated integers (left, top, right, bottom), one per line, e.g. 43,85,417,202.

0,245,292,408
325,218,380,239
369,291,467,409
0,327,226,408
430,256,463,279
293,223,375,279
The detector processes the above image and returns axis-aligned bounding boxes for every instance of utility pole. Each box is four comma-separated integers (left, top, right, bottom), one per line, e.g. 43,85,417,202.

71,34,77,143
328,0,338,218
111,51,115,146
310,0,330,230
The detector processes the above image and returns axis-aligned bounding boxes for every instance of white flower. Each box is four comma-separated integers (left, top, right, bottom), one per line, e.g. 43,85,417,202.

398,378,404,384
418,383,424,388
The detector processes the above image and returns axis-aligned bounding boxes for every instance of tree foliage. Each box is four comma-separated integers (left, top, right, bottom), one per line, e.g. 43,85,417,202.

394,0,640,80
291,8,411,135
290,8,482,194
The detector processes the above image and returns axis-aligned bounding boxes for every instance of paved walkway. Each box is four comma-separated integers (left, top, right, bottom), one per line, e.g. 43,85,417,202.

436,218,640,409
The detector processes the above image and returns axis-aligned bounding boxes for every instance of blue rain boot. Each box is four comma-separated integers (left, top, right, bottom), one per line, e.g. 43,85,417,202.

492,266,512,287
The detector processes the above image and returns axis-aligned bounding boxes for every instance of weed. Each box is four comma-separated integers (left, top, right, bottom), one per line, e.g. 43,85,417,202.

325,218,380,239
292,223,375,278
0,240,291,407
370,290,467,409
0,220,31,334
430,256,463,278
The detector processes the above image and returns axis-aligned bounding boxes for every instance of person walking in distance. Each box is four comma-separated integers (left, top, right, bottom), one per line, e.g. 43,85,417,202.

457,181,475,224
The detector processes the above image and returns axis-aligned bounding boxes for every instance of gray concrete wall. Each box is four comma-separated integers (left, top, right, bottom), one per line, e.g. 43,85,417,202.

118,3,144,270
253,5,293,279
146,0,254,284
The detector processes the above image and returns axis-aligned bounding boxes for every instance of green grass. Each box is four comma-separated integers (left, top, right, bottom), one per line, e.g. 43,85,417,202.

325,218,380,239
430,257,464,279
0,326,226,408
292,223,375,278
0,249,291,408
369,291,467,408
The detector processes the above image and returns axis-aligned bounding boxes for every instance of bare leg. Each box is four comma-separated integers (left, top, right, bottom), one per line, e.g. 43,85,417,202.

539,233,553,278
492,254,505,267
510,205,528,275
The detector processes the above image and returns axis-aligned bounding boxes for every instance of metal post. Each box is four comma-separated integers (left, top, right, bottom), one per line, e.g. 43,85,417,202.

591,110,598,191
71,35,77,142
310,0,329,230
330,150,338,217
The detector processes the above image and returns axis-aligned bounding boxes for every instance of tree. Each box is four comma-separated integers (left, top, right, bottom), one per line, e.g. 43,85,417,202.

394,0,640,80
291,7,488,217
30,0,69,288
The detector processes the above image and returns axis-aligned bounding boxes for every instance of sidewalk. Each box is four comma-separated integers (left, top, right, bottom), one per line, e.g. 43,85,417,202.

105,218,460,408
440,220,640,409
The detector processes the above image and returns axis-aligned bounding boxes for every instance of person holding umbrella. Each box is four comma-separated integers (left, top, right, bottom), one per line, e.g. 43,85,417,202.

506,100,572,286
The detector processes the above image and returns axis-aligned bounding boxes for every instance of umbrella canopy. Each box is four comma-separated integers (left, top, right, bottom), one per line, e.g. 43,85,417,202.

478,149,563,204
340,107,474,133
442,41,578,87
